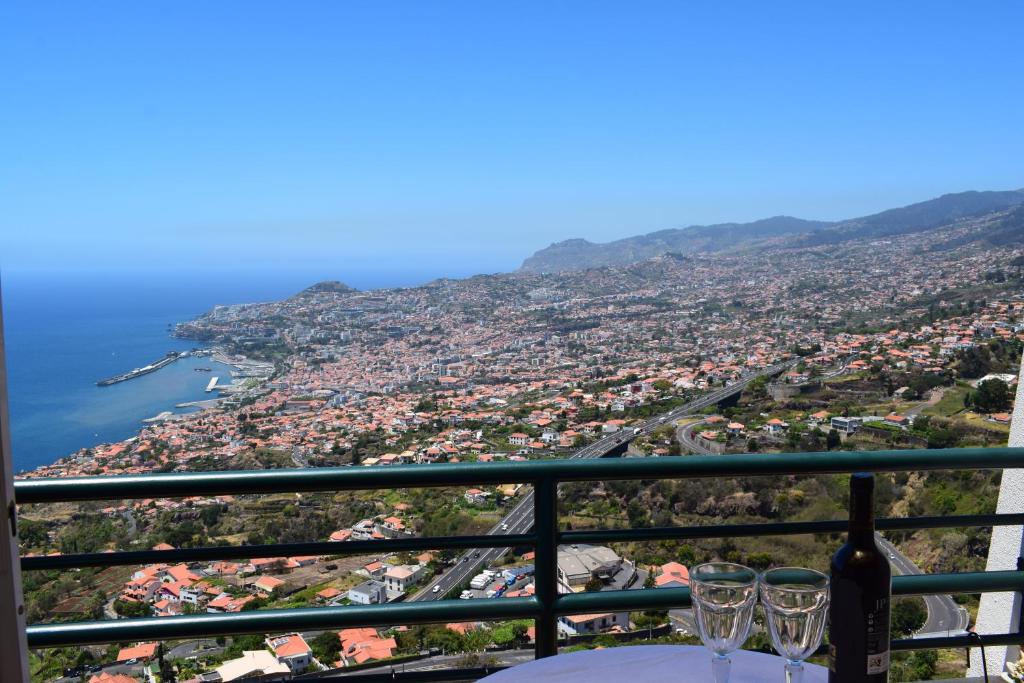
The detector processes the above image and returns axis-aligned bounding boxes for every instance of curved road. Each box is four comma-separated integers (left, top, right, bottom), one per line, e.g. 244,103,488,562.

874,534,968,637
410,361,797,602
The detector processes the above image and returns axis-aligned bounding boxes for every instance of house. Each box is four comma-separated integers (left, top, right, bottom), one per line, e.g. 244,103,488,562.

726,422,744,436
508,433,530,446
655,561,690,588
266,633,313,673
884,413,910,429
317,587,342,603
557,611,629,635
540,428,560,443
88,674,137,683
383,564,425,593
464,488,491,505
348,579,388,605
329,529,353,542
359,561,385,579
830,416,862,435
214,650,290,681
338,628,398,666
602,419,626,433
763,418,788,435
253,575,285,595
207,594,255,613
808,410,831,426
351,519,377,541
116,642,158,663
557,544,622,587
179,584,205,606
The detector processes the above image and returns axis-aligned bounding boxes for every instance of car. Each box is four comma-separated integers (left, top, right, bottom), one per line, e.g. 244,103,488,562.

462,556,468,562
432,585,441,593
889,552,895,559
501,523,509,531
474,551,481,558
125,659,138,665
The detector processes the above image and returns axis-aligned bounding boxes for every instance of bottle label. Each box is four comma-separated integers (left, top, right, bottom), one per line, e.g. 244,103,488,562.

867,651,890,675
865,596,890,674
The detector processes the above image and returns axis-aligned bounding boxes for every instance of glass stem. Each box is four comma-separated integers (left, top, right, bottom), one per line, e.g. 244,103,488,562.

711,654,731,683
785,659,804,683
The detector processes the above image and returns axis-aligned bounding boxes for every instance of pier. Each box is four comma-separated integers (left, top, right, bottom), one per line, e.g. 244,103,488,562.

96,352,187,386
205,377,219,392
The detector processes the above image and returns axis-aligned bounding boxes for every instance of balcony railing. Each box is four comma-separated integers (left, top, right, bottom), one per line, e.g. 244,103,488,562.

13,447,1024,680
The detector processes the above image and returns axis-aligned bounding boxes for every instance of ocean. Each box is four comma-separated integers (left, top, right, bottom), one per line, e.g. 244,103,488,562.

1,268,477,473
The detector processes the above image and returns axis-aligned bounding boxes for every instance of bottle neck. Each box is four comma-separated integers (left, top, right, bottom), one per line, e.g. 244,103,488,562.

849,480,875,546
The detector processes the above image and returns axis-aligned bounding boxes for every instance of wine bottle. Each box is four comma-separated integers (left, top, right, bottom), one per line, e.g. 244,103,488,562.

829,472,892,682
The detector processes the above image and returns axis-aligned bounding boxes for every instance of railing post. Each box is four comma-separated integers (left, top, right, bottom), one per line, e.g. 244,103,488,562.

533,478,558,658
0,287,30,682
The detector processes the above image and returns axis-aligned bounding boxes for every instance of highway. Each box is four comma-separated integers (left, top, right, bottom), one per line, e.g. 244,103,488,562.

409,360,796,602
874,533,969,637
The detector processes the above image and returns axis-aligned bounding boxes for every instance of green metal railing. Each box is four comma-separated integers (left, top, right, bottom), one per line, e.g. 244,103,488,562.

15,447,1024,679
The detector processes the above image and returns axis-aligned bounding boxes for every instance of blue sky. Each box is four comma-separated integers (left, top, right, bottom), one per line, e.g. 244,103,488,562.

2,1,1022,282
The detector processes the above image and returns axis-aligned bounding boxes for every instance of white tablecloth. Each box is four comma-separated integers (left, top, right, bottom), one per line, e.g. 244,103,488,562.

479,644,828,682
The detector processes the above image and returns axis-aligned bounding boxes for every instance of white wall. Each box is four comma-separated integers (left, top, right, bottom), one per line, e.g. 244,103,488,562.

969,359,1024,677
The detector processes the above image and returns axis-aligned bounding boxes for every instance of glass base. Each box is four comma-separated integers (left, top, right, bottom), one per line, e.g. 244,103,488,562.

785,659,804,683
711,654,731,683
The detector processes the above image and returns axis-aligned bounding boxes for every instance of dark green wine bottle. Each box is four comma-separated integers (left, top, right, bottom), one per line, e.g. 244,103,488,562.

829,472,891,682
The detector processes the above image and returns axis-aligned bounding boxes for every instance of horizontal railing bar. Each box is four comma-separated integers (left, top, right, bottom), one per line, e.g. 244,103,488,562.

15,447,1024,503
307,667,506,681
891,570,1024,596
561,513,1024,545
21,533,537,571
25,571,1024,648
24,512,1024,572
892,632,1024,651
25,597,540,648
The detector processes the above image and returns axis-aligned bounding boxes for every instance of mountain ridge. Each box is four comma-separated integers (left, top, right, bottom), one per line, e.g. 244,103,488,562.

520,188,1024,273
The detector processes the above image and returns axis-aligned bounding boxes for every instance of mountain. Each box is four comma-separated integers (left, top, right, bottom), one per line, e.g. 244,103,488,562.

300,280,357,294
519,189,1024,273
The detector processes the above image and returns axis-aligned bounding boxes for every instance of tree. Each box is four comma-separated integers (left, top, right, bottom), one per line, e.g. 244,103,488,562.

584,573,604,592
826,429,841,451
311,630,342,665
891,597,927,636
958,346,993,379
972,378,1012,414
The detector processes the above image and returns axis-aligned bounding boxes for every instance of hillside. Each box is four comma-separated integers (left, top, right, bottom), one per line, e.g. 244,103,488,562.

520,189,1024,273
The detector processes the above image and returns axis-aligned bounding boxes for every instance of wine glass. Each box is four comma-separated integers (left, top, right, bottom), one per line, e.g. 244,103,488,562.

759,567,830,683
690,562,758,683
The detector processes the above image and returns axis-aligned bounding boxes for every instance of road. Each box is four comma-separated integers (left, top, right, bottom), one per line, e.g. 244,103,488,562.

873,534,968,637
410,360,797,602
677,419,715,455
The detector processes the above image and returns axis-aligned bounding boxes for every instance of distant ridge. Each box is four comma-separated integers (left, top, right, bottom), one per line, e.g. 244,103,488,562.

519,189,1024,273
300,280,357,294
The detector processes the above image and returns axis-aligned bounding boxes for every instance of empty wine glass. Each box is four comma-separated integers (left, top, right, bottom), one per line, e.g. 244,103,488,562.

759,567,830,683
690,562,758,683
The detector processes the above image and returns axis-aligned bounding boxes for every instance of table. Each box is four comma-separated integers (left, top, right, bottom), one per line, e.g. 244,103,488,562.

479,645,828,682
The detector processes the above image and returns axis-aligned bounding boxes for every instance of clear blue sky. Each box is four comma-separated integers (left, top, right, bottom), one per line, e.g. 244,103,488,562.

2,1,1022,283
